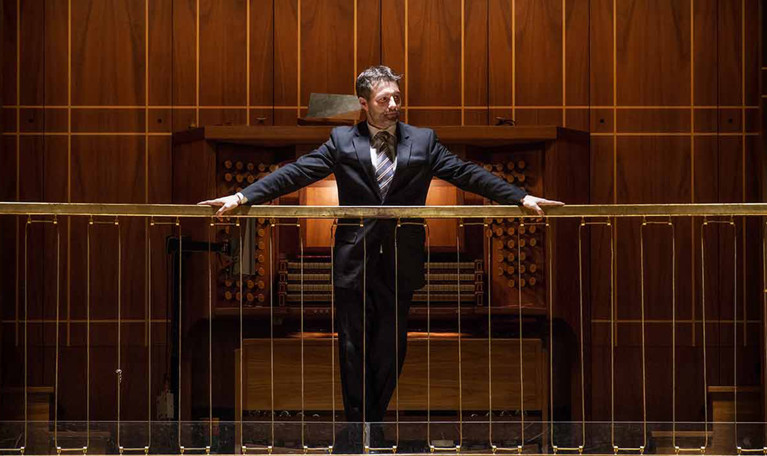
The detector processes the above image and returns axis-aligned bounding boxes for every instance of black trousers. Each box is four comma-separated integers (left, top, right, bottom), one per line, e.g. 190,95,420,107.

334,277,413,426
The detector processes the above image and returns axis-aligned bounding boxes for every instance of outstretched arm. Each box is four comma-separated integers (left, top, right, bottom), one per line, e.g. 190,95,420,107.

428,130,563,215
198,135,338,218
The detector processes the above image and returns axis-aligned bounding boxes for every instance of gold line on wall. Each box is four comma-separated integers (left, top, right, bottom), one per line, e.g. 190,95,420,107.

612,0,617,205
690,0,695,205
297,0,301,118
511,0,515,122
405,0,409,123
145,0,150,203
562,0,566,127
14,0,20,345
145,0,151,348
1,319,172,324
353,0,357,91
5,131,758,137
3,132,174,137
591,319,761,324
590,132,759,137
690,0,696,345
741,0,747,345
461,0,465,126
196,0,200,125
246,0,251,126
5,104,761,110
67,0,73,349
611,0,619,361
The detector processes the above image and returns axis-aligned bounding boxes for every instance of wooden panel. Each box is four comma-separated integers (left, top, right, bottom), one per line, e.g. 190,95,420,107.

147,108,172,132
172,108,197,131
617,0,691,107
70,137,146,203
565,108,589,130
148,0,173,106
71,108,145,132
148,136,172,203
407,0,461,107
565,0,590,107
590,108,614,133
19,0,44,105
515,0,563,107
300,0,355,104
18,108,68,132
301,177,338,249
381,0,406,100
71,0,145,105
589,0,614,106
717,136,744,202
488,0,513,107
274,0,298,106
616,137,691,204
464,0,487,108
588,224,614,323
356,0,381,74
199,0,247,107
1,108,14,132
0,136,17,377
744,0,759,105
693,137,719,203
1,0,17,105
589,136,614,204
172,0,197,106
406,109,461,126
694,108,720,133
250,0,275,107
616,109,691,133
424,179,459,250
694,0,719,106
198,108,248,126
239,338,546,411
514,108,563,126
717,0,743,106
464,109,489,126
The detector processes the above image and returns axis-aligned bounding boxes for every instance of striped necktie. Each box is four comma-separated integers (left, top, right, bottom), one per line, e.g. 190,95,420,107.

373,130,396,198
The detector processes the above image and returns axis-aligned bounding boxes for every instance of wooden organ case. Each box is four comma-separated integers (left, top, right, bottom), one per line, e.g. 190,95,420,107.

171,125,589,446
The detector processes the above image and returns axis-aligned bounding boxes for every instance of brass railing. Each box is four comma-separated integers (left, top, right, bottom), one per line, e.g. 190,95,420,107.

2,202,767,217
0,202,765,456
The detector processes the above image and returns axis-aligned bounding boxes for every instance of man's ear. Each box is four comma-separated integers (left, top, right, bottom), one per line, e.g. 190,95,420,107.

358,97,368,111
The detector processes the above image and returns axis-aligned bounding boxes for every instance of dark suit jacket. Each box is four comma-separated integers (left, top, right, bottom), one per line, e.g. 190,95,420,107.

240,121,527,291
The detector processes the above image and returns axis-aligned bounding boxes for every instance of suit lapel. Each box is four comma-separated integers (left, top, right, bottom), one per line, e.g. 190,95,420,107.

385,123,412,201
352,122,382,201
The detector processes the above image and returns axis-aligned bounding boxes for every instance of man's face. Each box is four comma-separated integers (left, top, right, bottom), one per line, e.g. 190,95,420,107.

359,80,401,129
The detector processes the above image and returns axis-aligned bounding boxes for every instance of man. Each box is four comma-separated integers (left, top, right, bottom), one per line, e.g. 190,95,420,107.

200,66,563,452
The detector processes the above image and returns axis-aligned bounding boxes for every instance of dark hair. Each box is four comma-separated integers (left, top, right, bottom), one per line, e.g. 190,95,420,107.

355,65,402,100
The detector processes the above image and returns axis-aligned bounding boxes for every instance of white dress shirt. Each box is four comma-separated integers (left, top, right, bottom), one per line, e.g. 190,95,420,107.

367,122,398,172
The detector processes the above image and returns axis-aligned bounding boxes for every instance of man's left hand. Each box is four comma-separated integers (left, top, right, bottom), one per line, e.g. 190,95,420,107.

520,195,565,216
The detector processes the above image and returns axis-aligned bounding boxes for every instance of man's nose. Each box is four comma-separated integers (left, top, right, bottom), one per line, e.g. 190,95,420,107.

388,98,397,109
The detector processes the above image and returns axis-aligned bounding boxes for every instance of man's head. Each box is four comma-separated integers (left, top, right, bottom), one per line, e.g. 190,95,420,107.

356,65,402,130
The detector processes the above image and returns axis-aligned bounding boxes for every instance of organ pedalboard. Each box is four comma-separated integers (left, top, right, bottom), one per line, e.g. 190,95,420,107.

277,259,485,306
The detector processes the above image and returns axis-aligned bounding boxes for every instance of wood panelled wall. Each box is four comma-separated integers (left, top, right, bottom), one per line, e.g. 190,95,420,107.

0,0,763,426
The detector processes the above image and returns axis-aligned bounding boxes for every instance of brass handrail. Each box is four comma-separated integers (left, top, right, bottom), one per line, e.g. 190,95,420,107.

2,202,767,218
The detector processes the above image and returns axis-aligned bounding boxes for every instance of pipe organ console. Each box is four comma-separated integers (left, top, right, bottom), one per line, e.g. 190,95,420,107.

172,124,589,435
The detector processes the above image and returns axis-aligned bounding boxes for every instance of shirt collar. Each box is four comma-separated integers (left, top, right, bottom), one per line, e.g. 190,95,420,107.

367,121,397,139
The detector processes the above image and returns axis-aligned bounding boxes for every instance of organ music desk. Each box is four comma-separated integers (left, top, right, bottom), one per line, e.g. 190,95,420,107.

171,125,590,445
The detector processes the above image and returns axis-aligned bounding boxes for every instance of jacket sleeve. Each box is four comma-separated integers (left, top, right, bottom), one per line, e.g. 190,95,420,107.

240,133,338,205
428,129,527,205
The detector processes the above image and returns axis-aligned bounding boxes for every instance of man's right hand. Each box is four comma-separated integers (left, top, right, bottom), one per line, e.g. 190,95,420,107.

198,194,241,219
